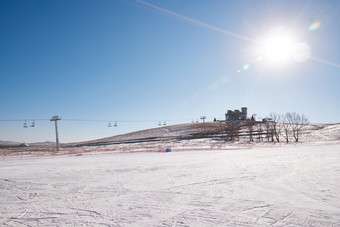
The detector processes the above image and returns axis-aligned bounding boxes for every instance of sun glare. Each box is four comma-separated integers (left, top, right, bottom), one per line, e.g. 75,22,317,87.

255,29,312,67
260,30,296,65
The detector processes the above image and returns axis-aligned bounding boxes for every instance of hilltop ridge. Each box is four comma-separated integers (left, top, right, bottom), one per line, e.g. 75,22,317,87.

67,122,340,147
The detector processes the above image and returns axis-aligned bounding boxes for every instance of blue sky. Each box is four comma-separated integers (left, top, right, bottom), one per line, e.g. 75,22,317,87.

1,0,340,143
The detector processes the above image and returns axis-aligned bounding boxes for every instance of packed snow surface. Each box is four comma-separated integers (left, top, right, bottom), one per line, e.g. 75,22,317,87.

1,144,340,226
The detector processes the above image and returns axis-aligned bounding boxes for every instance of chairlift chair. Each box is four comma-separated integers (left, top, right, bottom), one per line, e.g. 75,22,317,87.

158,121,161,126
114,121,117,127
108,122,112,127
30,120,35,127
23,121,28,128
163,121,166,126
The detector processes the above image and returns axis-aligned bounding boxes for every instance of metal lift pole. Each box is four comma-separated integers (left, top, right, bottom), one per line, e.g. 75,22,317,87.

50,116,61,151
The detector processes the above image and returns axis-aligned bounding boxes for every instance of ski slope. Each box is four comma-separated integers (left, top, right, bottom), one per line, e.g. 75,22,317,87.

1,143,340,226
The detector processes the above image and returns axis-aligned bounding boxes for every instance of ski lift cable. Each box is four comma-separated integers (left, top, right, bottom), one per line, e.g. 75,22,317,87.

0,118,193,123
0,119,49,122
61,118,192,123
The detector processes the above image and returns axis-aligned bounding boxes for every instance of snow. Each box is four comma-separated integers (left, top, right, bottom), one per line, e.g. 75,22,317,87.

1,143,340,226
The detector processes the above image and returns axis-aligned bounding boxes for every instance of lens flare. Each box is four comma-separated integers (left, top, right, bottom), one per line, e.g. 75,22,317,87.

309,21,321,31
208,82,219,91
243,64,250,70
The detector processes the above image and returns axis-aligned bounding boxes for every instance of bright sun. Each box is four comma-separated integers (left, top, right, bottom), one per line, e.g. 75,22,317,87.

259,29,296,65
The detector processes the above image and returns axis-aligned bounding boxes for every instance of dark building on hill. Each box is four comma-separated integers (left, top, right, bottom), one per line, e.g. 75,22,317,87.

225,107,248,121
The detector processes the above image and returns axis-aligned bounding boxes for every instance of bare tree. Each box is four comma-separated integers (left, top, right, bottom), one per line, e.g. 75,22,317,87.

289,112,309,142
231,122,241,141
256,122,264,142
245,119,256,142
264,120,274,142
223,122,240,141
298,114,309,142
269,113,281,142
281,113,292,143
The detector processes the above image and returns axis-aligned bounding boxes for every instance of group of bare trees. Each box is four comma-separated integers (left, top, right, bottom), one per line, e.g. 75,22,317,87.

244,112,309,143
217,112,309,142
190,112,308,143
223,121,241,141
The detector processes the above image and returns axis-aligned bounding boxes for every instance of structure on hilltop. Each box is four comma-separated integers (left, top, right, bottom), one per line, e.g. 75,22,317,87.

225,107,248,121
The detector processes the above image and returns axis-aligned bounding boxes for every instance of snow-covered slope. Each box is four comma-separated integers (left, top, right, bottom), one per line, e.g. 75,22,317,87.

305,123,340,141
0,141,55,147
72,122,223,146
0,140,20,146
1,144,339,226
1,123,340,226
70,122,340,147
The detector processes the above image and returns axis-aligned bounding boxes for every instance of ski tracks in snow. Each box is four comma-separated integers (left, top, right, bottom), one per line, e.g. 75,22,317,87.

0,144,340,226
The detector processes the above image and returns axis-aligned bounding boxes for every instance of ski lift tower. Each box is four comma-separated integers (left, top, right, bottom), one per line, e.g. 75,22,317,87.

50,116,61,151
200,116,206,123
